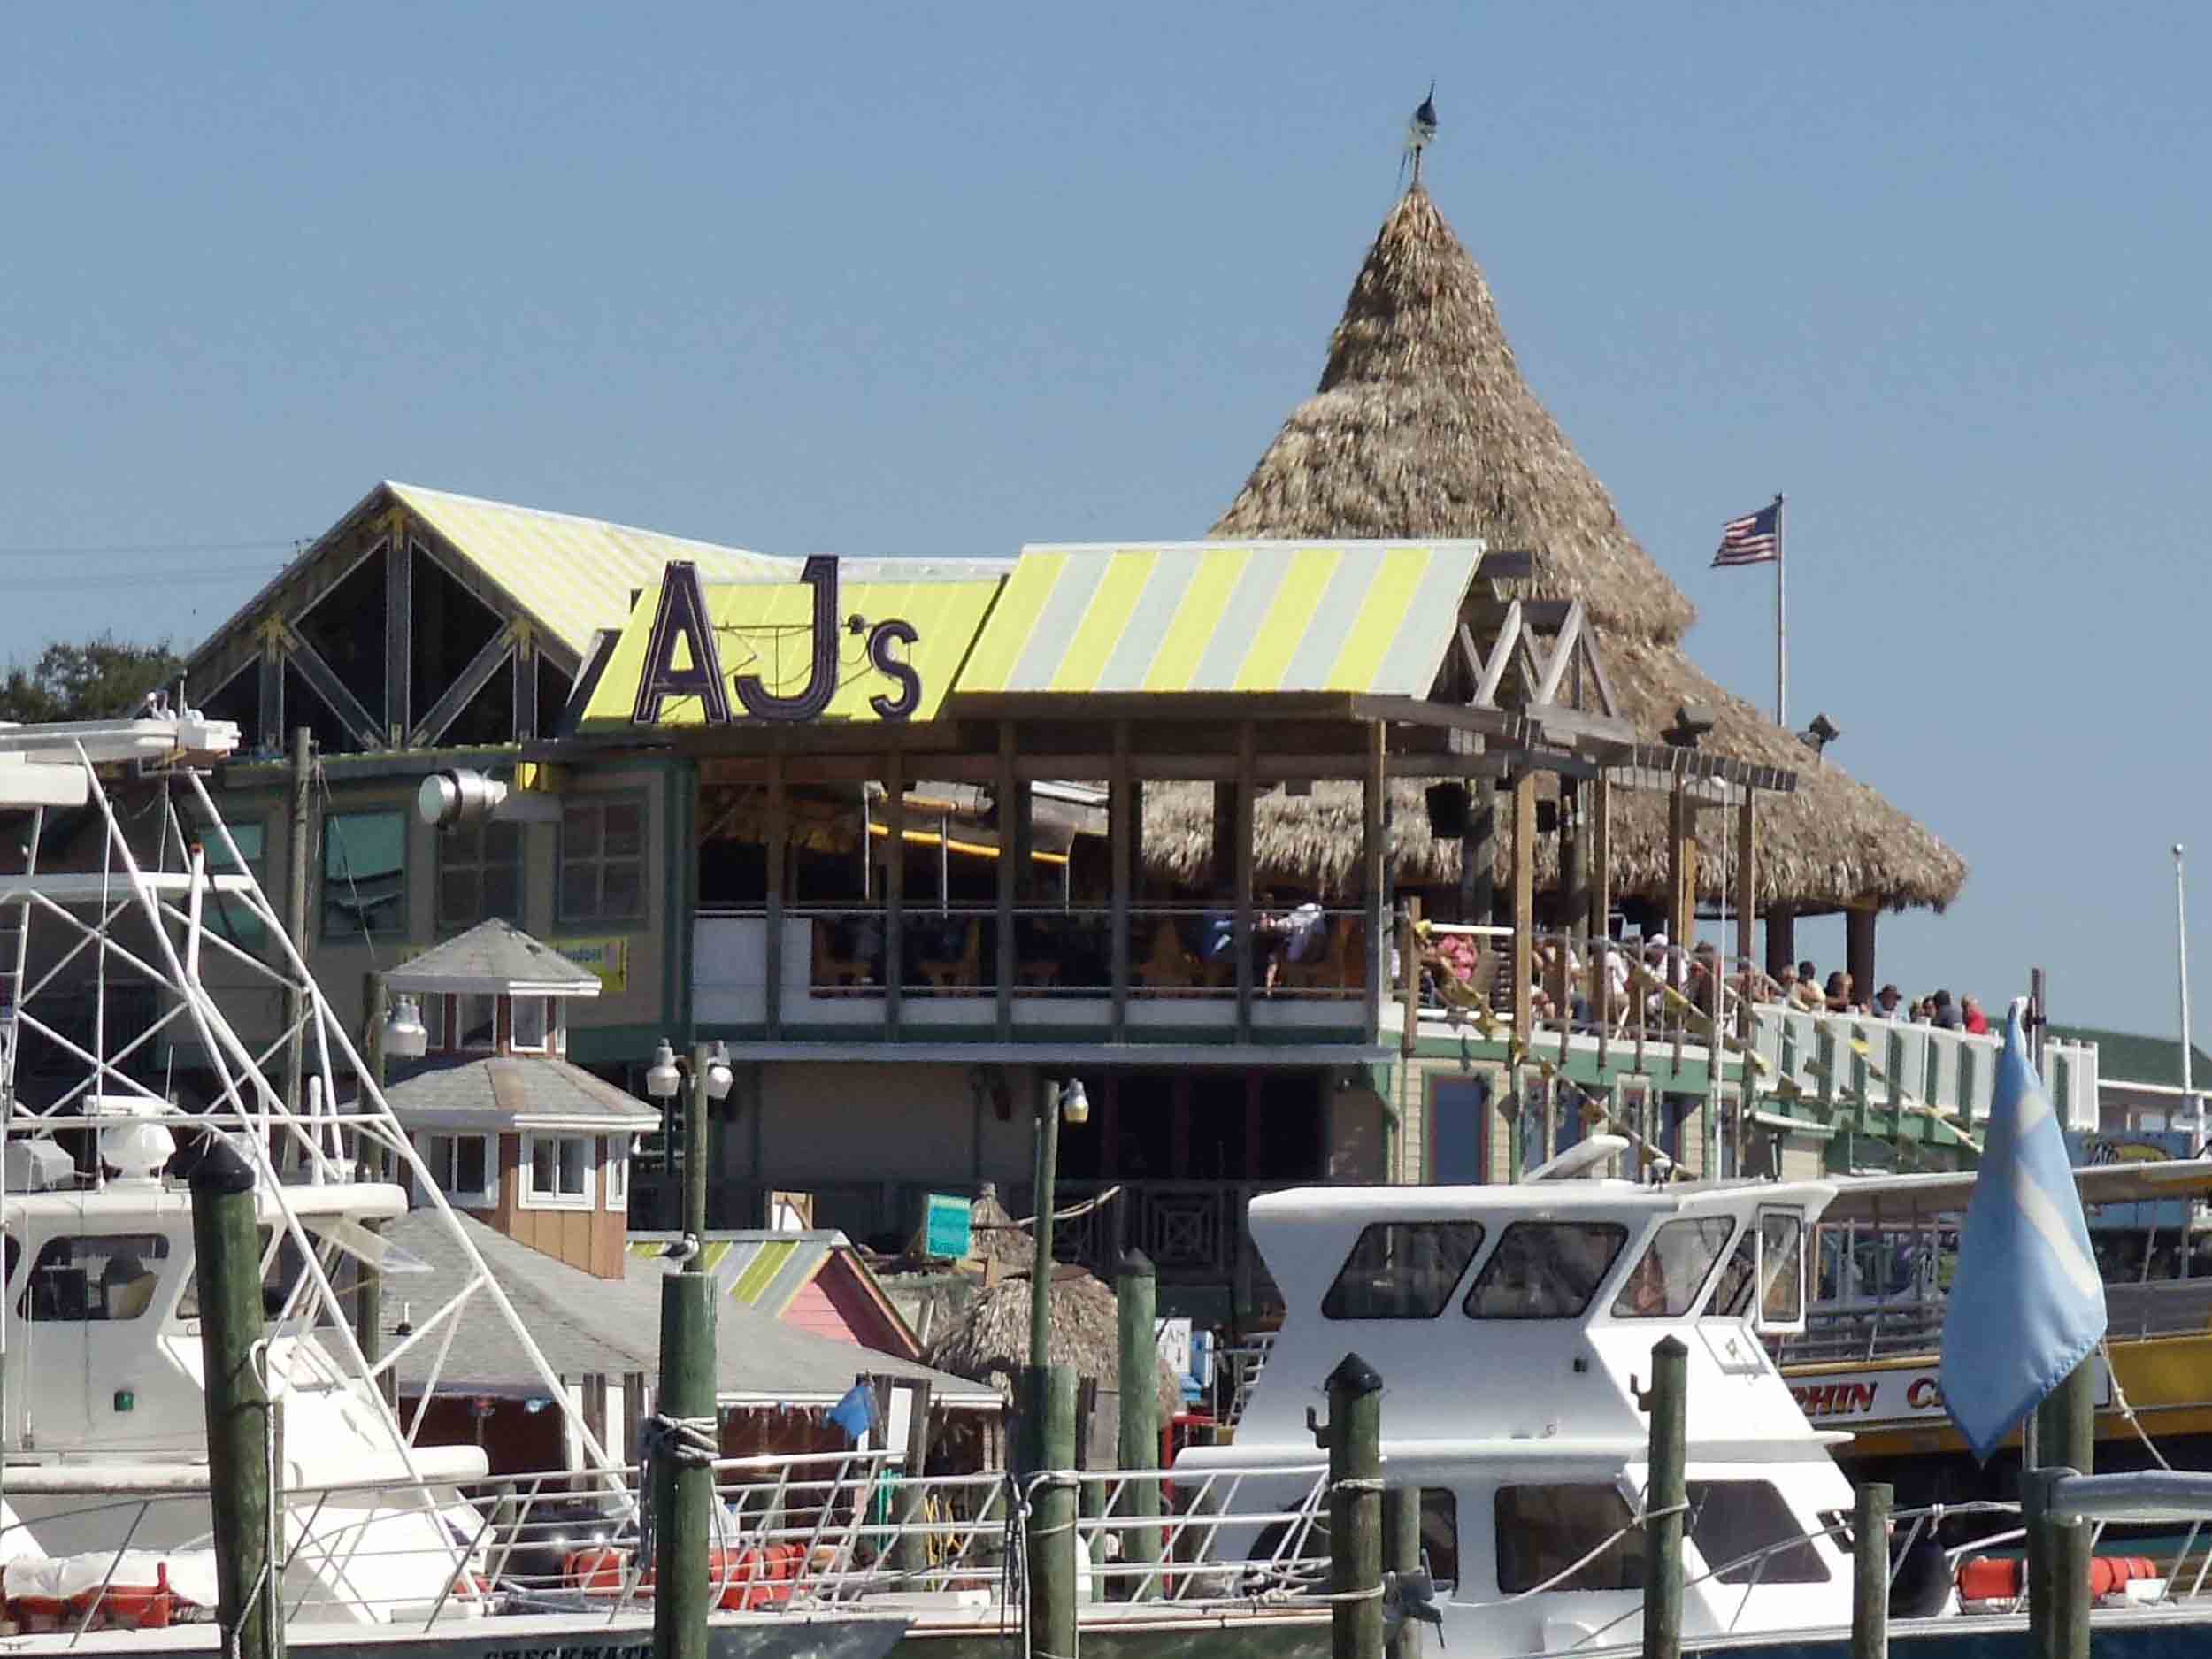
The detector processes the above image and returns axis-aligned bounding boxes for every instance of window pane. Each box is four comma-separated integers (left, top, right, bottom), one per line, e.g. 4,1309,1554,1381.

455,1136,488,1198
601,861,643,919
559,1137,589,1195
603,802,643,856
1614,1217,1736,1318
1687,1482,1831,1584
1495,1486,1646,1592
323,810,407,939
423,995,448,1050
562,804,601,859
481,865,521,924
512,996,548,1049
1421,1489,1459,1589
532,1138,557,1194
1465,1223,1627,1319
485,819,523,864
459,995,496,1048
19,1234,171,1323
560,863,597,920
1760,1213,1805,1323
1712,1231,1757,1317
437,868,479,930
1323,1223,1485,1319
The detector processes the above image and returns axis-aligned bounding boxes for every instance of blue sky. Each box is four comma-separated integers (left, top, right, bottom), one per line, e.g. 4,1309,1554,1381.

5,4,2208,1040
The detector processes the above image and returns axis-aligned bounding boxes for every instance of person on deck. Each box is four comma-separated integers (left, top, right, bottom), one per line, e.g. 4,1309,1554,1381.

1960,994,1990,1035
1874,983,1903,1018
1789,962,1824,1012
1929,989,1961,1030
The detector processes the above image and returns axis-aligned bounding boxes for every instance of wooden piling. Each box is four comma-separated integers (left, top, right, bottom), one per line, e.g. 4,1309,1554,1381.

1312,1352,1385,1659
1384,1484,1422,1659
652,1271,717,1659
1022,1363,1079,1659
1115,1249,1162,1596
1851,1482,1891,1659
190,1136,282,1659
1641,1336,1687,1659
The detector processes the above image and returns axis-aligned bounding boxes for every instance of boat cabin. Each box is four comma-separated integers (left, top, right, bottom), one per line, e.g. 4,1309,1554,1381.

1181,1162,1856,1655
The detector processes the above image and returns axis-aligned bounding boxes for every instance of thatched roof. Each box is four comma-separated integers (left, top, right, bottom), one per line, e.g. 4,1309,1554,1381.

1179,185,1965,915
923,1263,1183,1422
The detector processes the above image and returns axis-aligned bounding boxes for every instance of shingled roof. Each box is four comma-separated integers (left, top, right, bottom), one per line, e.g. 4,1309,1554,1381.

382,1053,659,1132
385,920,603,996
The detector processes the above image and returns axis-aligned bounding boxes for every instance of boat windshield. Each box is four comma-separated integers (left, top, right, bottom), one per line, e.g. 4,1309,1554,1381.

1611,1217,1734,1318
1323,1222,1486,1319
1463,1222,1626,1319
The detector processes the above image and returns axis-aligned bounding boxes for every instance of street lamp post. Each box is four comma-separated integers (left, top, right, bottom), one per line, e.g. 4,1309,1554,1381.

641,1038,733,1659
1023,1078,1087,1658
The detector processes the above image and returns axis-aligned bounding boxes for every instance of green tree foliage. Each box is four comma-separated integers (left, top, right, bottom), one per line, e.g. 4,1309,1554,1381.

0,634,185,724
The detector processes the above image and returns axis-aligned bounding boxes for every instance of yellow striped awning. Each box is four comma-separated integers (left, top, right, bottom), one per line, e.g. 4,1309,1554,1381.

954,540,1489,698
579,572,1005,728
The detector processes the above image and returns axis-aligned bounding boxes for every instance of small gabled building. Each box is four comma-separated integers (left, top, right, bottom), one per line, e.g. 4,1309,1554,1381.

381,919,658,1279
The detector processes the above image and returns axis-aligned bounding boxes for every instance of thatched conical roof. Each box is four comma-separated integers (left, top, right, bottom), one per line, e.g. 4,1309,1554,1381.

924,1260,1183,1421
1171,185,1965,915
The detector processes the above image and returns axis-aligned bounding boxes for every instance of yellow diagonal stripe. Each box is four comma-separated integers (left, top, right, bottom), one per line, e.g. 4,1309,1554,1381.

1049,549,1158,692
1324,546,1432,690
1141,549,1247,692
1233,548,1342,691
957,551,1066,692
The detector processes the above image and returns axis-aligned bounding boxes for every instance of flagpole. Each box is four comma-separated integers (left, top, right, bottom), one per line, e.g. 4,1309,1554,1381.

1773,493,1786,728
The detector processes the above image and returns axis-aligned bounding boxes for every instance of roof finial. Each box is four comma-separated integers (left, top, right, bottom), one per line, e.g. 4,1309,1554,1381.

1403,81,1438,191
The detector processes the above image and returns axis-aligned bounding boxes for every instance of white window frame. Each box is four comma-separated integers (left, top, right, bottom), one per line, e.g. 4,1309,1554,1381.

603,1138,631,1210
418,1132,495,1209
522,1133,595,1210
511,996,549,1054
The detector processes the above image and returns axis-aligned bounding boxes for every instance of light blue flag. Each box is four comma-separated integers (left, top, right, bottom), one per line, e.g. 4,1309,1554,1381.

826,1382,877,1444
1938,1004,2107,1463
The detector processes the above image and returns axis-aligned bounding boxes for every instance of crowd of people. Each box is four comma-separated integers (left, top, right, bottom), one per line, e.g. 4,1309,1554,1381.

1766,959,1991,1033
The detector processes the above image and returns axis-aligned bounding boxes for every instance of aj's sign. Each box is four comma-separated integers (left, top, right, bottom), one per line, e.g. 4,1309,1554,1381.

630,557,920,726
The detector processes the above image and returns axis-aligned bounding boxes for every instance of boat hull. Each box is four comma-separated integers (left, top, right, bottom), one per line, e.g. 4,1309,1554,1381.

0,1611,911,1659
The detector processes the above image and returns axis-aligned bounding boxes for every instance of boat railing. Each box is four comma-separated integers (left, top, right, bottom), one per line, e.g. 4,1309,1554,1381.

1783,1274,2212,1366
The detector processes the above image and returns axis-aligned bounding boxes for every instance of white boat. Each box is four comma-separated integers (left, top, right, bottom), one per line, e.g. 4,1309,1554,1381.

0,713,909,1659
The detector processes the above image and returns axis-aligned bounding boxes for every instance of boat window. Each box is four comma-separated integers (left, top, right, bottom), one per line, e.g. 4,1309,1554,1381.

1710,1227,1755,1317
1612,1217,1734,1318
18,1233,171,1322
1494,1485,1647,1592
1686,1482,1832,1584
1420,1489,1459,1590
1759,1212,1805,1325
1322,1223,1485,1319
178,1227,334,1325
1463,1222,1628,1320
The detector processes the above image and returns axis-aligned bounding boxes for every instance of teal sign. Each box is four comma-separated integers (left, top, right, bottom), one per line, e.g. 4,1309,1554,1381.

924,1193,972,1260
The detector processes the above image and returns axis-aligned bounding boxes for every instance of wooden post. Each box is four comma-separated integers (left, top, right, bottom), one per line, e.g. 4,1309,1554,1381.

1384,1485,1422,1659
1234,723,1256,1042
1110,724,1132,1041
1641,1335,1687,1659
1735,789,1758,1174
2032,1365,2096,1659
1766,910,1796,981
996,725,1017,1040
282,726,312,1118
1022,1364,1079,1659
1363,722,1387,1040
1666,780,1694,952
883,754,905,1037
653,1271,717,1659
1074,1376,1105,1604
384,526,411,745
1461,780,1496,926
1847,905,1878,1006
890,1379,934,1577
764,754,787,1040
1511,773,1536,1053
353,972,385,1378
191,1137,282,1659
1312,1353,1385,1659
1116,1249,1162,1597
1589,774,1612,1049
1851,1481,1891,1659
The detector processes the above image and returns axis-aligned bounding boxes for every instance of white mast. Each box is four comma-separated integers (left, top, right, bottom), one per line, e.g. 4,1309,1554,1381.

2178,843,2200,1141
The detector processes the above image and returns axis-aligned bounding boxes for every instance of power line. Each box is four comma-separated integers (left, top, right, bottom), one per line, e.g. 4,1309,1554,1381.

8,565,280,592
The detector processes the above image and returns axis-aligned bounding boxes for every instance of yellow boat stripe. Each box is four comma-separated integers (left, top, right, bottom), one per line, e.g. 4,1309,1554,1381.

1141,549,1247,691
1325,546,1433,690
1233,547,1343,691
958,551,1066,692
1048,549,1158,692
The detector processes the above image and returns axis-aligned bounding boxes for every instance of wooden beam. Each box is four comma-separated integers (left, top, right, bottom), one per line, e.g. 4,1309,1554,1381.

1363,720,1386,1039
764,753,787,1041
1110,722,1131,1041
279,622,382,749
1847,906,1878,1007
1587,773,1612,1038
1234,722,1256,1043
409,623,516,749
883,749,904,1037
1767,909,1797,980
1735,790,1756,976
257,629,283,750
996,724,1016,1041
382,535,411,746
1667,781,1691,948
512,624,540,742
1531,601,1585,707
1511,772,1536,1051
1472,603,1522,707
1580,629,1621,720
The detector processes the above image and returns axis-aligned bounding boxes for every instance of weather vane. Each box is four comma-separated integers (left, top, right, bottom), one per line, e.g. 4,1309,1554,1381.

1402,81,1438,190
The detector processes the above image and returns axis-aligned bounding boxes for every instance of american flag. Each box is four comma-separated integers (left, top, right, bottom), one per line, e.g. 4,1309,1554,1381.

1711,500,1781,568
